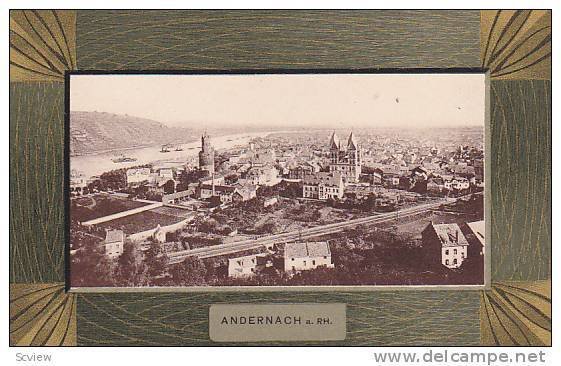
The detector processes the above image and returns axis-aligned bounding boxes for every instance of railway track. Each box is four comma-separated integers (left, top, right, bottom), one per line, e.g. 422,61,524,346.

167,196,461,263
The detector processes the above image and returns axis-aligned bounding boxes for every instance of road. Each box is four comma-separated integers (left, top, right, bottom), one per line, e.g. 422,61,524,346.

167,196,465,264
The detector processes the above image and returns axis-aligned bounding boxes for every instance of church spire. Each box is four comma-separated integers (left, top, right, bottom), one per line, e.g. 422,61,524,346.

347,131,358,150
329,131,340,150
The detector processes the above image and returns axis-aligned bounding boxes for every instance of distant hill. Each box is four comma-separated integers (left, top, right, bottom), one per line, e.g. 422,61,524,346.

70,111,197,155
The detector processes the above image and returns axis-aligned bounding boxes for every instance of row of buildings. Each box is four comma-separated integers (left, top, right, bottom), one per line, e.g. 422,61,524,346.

227,219,485,279
228,241,334,278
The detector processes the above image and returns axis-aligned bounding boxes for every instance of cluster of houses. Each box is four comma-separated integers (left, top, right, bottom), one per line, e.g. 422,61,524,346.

227,218,485,279
227,241,334,278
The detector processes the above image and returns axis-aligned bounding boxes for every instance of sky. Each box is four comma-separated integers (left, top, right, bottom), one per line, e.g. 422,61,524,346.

70,73,486,129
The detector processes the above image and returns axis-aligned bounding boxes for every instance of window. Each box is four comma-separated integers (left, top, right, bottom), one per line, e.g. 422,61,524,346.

303,261,307,266
454,249,458,255
312,260,316,265
453,259,457,264
445,259,449,265
291,258,294,261
445,249,449,255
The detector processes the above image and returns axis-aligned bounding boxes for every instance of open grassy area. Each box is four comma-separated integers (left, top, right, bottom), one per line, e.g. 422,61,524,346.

71,194,151,222
95,209,191,235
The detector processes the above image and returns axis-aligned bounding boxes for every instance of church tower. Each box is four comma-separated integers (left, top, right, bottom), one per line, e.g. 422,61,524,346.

328,131,361,184
346,131,361,179
329,132,341,164
198,131,215,174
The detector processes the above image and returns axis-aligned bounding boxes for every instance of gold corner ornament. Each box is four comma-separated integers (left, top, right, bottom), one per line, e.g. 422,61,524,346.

10,10,76,82
481,10,551,80
10,283,77,346
480,280,550,346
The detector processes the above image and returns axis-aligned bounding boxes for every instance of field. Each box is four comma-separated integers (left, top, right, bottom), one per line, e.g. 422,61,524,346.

95,207,194,235
71,194,151,222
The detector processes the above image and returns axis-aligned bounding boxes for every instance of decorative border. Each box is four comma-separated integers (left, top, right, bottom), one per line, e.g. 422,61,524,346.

9,9,551,346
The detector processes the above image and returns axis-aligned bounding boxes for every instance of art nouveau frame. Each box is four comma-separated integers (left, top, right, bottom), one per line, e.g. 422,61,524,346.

9,9,551,346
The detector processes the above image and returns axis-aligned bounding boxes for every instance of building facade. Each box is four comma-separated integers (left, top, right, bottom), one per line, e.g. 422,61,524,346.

228,253,270,278
126,167,152,185
302,172,344,200
328,132,362,183
284,241,334,272
198,132,215,174
103,229,125,258
422,222,469,269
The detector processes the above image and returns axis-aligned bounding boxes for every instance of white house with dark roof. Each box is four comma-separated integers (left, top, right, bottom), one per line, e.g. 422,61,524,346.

284,241,334,272
422,222,469,269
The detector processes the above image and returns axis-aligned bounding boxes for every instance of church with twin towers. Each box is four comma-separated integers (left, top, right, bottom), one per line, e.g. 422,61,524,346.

328,131,362,184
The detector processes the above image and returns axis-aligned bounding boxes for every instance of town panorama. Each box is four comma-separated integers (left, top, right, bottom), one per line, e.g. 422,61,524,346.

69,74,485,288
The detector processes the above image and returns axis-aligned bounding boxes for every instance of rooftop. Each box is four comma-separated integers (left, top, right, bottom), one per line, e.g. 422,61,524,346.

302,172,342,187
284,241,331,259
467,220,485,246
427,223,469,247
105,229,124,243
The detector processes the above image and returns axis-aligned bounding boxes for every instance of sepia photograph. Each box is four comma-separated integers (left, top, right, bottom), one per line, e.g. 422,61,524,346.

68,71,487,289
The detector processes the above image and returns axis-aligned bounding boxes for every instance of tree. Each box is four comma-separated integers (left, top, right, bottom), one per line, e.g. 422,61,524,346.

144,240,169,282
169,257,208,286
115,241,148,286
162,179,175,195
176,168,207,191
70,242,115,287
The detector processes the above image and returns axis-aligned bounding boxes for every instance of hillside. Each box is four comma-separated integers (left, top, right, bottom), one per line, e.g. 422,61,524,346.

70,111,197,155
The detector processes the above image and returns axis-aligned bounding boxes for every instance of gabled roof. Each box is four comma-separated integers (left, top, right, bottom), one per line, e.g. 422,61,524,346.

105,229,124,243
425,223,469,247
284,241,330,259
302,172,342,187
466,220,485,246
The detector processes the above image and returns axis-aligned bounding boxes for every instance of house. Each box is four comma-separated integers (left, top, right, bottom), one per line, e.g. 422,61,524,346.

288,165,314,180
103,229,125,258
158,168,174,180
227,253,271,278
199,174,225,186
246,165,279,186
411,166,429,180
466,220,485,257
442,175,470,191
370,168,383,185
422,222,469,269
197,184,236,203
302,172,344,200
126,167,151,185
427,177,445,193
247,149,276,167
263,197,278,207
284,241,334,272
70,169,88,194
232,185,258,203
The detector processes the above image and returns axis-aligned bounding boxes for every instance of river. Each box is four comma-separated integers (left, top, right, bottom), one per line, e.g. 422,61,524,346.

71,131,274,179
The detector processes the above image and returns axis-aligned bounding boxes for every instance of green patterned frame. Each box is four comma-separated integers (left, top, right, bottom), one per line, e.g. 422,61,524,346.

9,10,551,346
